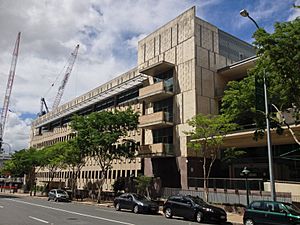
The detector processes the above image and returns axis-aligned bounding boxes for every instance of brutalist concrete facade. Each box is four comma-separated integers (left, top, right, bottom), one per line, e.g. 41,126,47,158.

137,7,254,189
30,7,255,191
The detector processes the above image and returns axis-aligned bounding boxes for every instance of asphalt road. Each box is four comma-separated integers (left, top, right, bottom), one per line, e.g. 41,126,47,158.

0,194,231,225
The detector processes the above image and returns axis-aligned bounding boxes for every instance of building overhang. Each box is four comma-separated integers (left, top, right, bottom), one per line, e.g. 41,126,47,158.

217,56,258,81
32,74,149,128
139,61,175,76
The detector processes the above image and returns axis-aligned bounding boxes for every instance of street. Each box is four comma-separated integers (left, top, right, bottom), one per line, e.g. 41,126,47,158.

0,194,232,225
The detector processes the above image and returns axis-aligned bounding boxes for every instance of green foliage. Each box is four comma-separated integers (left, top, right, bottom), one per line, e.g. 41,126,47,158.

1,147,41,177
222,147,246,164
112,177,126,193
70,108,139,175
185,114,237,156
221,18,300,136
41,142,67,168
134,175,152,197
185,114,236,201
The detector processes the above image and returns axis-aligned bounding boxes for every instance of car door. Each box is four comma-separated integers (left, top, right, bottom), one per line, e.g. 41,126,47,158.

180,197,195,219
49,190,54,199
117,194,128,209
247,201,267,224
121,194,133,210
264,202,290,225
167,196,182,216
173,197,190,218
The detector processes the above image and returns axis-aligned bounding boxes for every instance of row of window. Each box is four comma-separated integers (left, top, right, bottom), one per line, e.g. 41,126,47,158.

36,169,141,180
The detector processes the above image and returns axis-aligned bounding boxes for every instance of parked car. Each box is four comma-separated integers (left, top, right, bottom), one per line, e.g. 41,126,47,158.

114,193,159,214
163,195,227,223
243,200,300,225
48,189,70,202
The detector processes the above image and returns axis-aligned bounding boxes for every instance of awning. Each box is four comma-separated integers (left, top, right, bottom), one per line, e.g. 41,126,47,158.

139,61,175,76
33,73,149,128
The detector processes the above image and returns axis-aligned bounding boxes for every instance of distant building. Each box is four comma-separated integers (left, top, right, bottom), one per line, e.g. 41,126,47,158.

30,7,299,195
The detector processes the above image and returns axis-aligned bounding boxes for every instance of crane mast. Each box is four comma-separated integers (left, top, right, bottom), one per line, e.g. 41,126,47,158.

52,44,79,109
0,32,21,150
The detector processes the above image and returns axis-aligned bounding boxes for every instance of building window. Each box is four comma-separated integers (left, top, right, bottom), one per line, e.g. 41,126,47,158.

153,127,173,144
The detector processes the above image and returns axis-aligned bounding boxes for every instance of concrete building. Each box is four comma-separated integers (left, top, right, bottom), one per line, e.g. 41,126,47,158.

30,7,299,194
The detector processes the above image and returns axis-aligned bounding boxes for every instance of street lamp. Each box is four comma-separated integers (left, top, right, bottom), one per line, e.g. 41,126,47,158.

240,9,276,201
241,167,250,207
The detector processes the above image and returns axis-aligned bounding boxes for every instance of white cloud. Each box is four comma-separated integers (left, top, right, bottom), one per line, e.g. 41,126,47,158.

288,0,300,20
0,0,293,152
1,0,206,151
2,112,31,152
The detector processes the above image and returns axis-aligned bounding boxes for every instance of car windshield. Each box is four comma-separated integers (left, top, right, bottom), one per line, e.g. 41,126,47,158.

189,196,205,205
284,203,300,215
56,190,66,194
133,194,148,201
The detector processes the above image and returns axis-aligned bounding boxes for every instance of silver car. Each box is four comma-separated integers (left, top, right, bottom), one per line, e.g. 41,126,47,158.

48,189,69,202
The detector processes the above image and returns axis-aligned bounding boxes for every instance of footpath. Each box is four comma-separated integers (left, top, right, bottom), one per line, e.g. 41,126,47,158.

0,191,243,225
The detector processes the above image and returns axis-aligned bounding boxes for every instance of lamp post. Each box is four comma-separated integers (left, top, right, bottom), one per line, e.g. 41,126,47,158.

242,167,250,207
240,9,276,201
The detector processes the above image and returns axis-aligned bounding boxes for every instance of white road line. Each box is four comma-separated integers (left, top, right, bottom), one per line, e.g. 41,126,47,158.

6,199,135,225
29,216,49,224
0,206,3,208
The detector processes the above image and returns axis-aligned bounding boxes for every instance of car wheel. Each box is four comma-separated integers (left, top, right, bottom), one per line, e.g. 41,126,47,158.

244,218,255,225
133,205,139,214
195,211,203,223
54,198,58,202
115,203,121,211
164,207,172,219
47,197,50,201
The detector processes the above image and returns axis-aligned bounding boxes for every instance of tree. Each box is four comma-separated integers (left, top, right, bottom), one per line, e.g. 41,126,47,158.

184,114,236,201
70,108,139,203
62,138,86,198
222,18,300,140
1,148,42,195
39,143,66,190
134,175,152,198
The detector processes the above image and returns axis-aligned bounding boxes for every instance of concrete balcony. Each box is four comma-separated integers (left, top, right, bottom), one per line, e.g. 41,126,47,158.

139,81,173,102
139,143,174,157
138,111,173,129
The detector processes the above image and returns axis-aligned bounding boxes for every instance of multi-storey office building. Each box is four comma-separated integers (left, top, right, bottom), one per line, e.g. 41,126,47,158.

31,7,299,193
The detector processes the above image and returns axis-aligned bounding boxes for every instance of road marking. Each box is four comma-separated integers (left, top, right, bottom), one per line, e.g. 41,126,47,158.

0,206,3,208
29,216,49,224
6,199,135,225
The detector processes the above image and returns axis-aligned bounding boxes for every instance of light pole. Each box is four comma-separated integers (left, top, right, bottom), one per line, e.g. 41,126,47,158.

240,9,276,201
242,167,250,207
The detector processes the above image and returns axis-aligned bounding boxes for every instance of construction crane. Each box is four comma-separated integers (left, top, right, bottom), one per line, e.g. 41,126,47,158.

0,32,21,151
52,44,79,109
39,97,49,116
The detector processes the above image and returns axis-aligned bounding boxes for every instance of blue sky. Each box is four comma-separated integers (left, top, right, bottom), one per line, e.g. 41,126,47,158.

0,0,299,151
199,0,297,43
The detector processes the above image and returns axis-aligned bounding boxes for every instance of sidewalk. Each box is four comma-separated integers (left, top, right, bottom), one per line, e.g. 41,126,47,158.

227,213,243,225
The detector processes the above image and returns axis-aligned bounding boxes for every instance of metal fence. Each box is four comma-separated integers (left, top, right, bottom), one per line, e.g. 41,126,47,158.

162,187,292,206
188,177,264,191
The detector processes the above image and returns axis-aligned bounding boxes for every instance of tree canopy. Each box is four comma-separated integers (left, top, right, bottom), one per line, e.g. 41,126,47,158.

185,114,236,201
222,18,300,136
70,108,139,202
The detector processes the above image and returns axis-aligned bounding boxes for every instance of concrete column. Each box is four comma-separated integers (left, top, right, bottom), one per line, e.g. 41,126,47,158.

177,157,188,189
144,158,153,176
